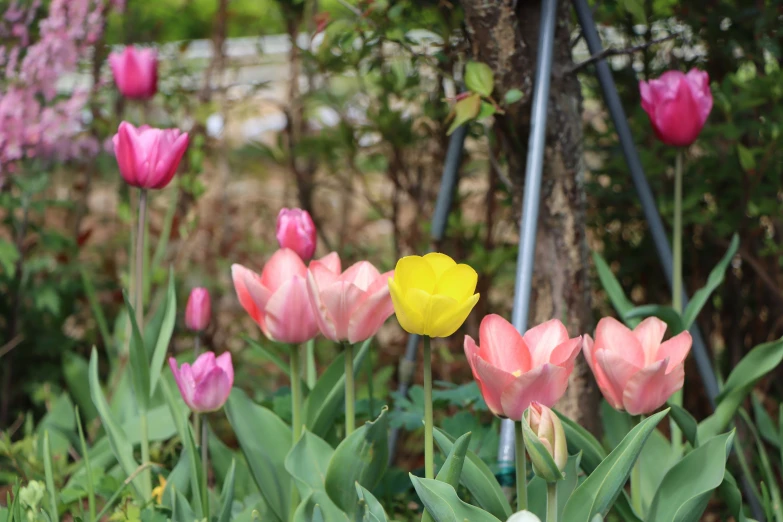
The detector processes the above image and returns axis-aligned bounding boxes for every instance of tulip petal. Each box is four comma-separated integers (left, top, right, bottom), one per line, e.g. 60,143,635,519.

170,359,195,409
264,275,319,344
594,317,645,367
307,270,338,340
434,263,478,302
595,349,640,411
477,314,531,374
523,319,570,368
464,335,481,381
685,68,713,125
114,122,139,186
347,284,393,344
422,252,456,279
389,279,425,335
309,259,340,289
261,249,308,294
215,352,234,387
656,331,692,372
428,292,480,338
394,256,436,293
549,336,582,370
319,280,364,340
231,264,266,327
472,355,515,417
500,363,569,421
582,333,624,409
191,351,216,380
192,367,232,412
316,252,342,274
633,317,668,365
340,261,381,291
622,358,684,415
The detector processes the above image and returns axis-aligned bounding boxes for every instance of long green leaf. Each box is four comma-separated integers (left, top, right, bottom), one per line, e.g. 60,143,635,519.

244,335,290,376
124,293,150,412
433,429,512,520
623,305,684,335
356,484,389,522
42,432,59,522
592,251,639,327
410,476,501,522
668,403,699,447
74,408,96,522
149,268,177,395
423,432,471,522
682,233,738,329
217,459,236,522
80,268,113,362
562,409,668,522
554,409,606,474
647,431,735,522
739,409,783,522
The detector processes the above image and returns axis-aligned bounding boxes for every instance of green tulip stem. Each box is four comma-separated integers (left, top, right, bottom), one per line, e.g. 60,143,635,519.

546,482,558,522
193,335,201,445
671,150,684,455
515,421,528,511
423,336,434,479
290,346,303,442
344,341,356,435
135,188,152,499
201,417,209,517
631,415,644,514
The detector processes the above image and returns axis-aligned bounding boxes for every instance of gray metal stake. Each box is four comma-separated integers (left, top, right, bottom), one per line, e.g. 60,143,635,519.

497,0,559,488
387,124,468,463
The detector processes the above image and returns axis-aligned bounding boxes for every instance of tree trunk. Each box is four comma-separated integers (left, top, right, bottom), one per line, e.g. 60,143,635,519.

462,0,600,434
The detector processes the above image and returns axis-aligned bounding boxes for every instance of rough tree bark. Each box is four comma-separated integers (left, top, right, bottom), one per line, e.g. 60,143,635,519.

462,0,600,434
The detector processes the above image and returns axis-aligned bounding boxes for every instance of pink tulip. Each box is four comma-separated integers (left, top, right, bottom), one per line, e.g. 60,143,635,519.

113,121,189,190
109,46,158,100
185,287,211,332
169,351,233,412
464,315,582,421
276,208,317,262
583,317,692,415
639,69,712,147
307,255,394,343
232,249,339,344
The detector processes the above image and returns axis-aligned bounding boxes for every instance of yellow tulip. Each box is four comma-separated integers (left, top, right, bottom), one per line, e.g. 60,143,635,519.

388,253,480,337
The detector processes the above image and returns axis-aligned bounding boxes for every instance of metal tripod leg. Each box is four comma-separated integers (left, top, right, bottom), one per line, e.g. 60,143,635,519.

496,0,559,490
387,124,469,463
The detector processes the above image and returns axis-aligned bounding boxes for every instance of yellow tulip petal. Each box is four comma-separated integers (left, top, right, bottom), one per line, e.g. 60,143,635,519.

389,278,425,334
394,255,436,293
434,263,478,302
423,252,457,279
429,293,480,337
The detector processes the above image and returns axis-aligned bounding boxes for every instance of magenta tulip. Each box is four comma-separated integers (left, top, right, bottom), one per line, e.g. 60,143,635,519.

276,208,317,261
185,287,211,332
307,255,394,343
583,317,692,415
113,121,189,190
232,249,339,344
464,315,581,421
169,351,233,413
639,69,712,147
109,46,158,100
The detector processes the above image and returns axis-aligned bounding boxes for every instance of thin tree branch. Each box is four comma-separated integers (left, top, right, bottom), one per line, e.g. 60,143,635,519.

569,33,678,73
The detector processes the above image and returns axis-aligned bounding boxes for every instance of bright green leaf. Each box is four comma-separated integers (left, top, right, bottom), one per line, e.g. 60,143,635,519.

682,234,738,330
410,476,501,522
465,61,494,97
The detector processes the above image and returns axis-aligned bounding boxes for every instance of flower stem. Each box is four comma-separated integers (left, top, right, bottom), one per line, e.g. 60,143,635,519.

671,151,684,455
193,335,201,445
546,482,558,522
139,412,152,499
135,189,151,499
631,454,642,514
290,346,303,442
344,341,355,435
201,417,209,517
423,337,434,479
515,421,527,511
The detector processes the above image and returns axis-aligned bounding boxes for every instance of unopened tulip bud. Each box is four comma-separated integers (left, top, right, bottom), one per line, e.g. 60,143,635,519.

109,46,158,100
276,208,317,261
525,402,567,483
185,287,211,331
506,512,542,522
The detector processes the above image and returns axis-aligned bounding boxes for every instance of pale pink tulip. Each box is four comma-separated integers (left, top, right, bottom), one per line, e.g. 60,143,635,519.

639,69,712,147
464,315,581,421
109,46,158,100
113,121,189,190
232,249,339,344
169,351,233,412
185,287,211,332
276,208,317,261
583,317,692,415
307,255,394,343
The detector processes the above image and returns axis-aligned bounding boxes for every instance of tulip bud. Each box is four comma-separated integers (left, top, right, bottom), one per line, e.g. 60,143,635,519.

506,512,542,522
169,352,233,413
276,208,317,261
523,402,567,483
113,121,189,190
185,287,211,331
109,46,158,100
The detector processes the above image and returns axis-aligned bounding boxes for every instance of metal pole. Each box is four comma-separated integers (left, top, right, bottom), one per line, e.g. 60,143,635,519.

497,0,559,489
388,124,468,462
572,0,719,405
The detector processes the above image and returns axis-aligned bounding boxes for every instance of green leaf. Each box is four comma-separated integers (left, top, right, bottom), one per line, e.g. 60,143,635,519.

477,102,496,119
718,471,753,522
149,268,176,396
0,239,20,278
305,339,370,438
751,393,779,447
42,432,59,522
592,251,639,327
423,432,471,522
554,410,606,474
171,489,197,522
182,422,206,518
356,484,388,522
639,430,678,513
325,408,389,518
124,294,150,412
668,403,699,447
244,335,290,377
285,430,335,497
217,460,236,522
88,348,140,496
738,409,783,521
521,411,563,483
623,305,684,335
698,337,783,440
737,144,756,172
162,444,191,507
447,94,481,135
528,453,582,520
80,268,113,360
410,476,501,522
646,431,735,522
562,409,668,522
465,61,494,97
63,353,98,425
682,234,738,330
225,388,290,522
619,0,646,24
504,89,524,105
433,429,512,520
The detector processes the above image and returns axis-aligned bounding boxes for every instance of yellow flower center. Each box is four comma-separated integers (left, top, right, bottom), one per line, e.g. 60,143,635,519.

512,369,523,377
